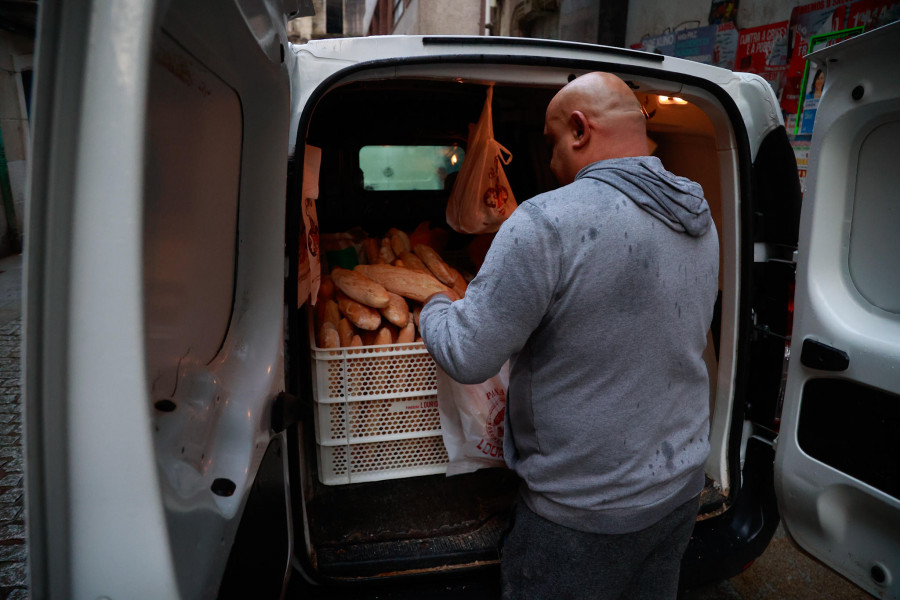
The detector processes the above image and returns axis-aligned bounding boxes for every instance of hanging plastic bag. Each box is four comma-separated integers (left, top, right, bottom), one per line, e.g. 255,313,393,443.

437,362,510,476
446,85,517,234
299,145,322,307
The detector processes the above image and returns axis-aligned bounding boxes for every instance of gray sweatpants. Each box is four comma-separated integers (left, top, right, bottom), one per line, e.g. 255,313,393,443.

500,495,699,600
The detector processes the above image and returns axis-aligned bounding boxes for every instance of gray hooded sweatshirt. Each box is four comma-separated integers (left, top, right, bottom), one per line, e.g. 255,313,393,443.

421,156,719,534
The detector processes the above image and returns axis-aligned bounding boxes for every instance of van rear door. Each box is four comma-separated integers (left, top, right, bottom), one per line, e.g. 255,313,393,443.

774,22,900,600
23,1,305,598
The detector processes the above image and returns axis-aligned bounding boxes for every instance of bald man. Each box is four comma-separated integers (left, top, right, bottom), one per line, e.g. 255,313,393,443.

420,73,719,599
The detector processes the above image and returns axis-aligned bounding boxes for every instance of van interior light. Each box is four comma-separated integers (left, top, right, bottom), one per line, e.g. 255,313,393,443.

658,95,689,105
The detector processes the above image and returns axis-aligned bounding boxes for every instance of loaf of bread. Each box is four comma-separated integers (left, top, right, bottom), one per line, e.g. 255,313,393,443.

380,291,410,328
374,326,393,346
318,275,335,301
318,322,340,348
324,299,341,328
398,251,430,274
413,244,456,286
337,291,382,330
448,266,468,297
397,320,415,344
354,264,451,302
362,238,380,264
331,267,390,308
338,318,355,347
379,239,396,264
388,228,411,252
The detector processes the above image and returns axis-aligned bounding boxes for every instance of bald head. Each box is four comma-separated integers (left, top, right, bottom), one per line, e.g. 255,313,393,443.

544,72,649,184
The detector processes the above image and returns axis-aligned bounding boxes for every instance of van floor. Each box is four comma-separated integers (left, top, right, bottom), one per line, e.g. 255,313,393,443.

306,469,726,580
307,469,520,578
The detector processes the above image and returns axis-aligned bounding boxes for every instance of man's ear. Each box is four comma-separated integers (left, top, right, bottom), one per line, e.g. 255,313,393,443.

570,110,590,149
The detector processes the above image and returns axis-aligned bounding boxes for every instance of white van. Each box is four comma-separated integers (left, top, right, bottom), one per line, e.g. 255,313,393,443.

22,1,899,598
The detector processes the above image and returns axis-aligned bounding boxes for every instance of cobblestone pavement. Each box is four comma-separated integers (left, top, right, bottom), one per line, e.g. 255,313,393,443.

0,319,25,600
0,254,25,600
682,523,872,599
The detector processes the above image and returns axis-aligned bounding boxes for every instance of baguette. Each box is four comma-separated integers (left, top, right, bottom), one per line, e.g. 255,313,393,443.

397,320,415,344
315,290,340,330
374,326,394,346
412,303,422,329
318,322,340,348
380,291,410,328
390,235,407,257
398,251,430,275
362,238,381,264
379,238,396,264
388,228,412,255
337,291,383,330
354,264,451,303
413,244,456,286
448,266,468,298
324,299,341,329
318,275,335,301
331,267,390,308
337,318,355,347
350,334,363,347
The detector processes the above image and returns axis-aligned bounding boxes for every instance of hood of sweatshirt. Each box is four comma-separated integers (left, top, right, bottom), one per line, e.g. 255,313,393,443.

575,156,712,237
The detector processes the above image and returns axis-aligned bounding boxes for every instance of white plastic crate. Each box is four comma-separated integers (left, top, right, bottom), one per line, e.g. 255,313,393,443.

316,393,442,445
312,342,438,402
317,435,449,485
310,330,449,484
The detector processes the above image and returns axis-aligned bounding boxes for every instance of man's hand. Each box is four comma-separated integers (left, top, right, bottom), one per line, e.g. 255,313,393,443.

424,289,460,304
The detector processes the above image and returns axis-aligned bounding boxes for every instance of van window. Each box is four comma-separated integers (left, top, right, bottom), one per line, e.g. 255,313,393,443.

359,145,464,191
848,120,900,313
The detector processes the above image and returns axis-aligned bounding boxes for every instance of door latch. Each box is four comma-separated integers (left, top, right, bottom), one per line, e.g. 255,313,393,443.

800,338,850,371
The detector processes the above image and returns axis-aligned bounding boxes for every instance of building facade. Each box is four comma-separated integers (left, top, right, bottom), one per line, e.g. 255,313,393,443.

0,2,35,257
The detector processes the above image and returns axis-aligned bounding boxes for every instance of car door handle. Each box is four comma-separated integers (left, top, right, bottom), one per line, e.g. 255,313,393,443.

800,338,850,371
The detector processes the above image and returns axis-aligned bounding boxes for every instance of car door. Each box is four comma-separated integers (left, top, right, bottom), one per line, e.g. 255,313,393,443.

774,22,900,600
23,0,311,598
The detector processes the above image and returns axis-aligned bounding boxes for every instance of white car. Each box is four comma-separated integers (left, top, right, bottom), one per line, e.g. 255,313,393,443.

22,1,899,598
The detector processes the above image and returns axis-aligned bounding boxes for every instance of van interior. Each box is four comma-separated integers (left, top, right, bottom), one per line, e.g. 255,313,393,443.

139,4,788,589
287,72,739,579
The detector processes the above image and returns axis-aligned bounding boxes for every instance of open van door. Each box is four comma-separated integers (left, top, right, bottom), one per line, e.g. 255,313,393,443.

774,22,900,600
24,1,311,598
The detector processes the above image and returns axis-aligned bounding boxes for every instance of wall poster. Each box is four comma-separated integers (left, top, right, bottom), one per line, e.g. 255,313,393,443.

794,26,865,136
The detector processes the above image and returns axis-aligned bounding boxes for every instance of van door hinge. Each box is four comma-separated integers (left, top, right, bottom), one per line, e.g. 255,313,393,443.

751,308,791,342
271,391,302,433
753,243,798,265
800,338,850,372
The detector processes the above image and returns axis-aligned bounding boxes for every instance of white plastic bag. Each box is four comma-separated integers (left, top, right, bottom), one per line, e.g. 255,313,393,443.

446,85,517,234
437,362,510,476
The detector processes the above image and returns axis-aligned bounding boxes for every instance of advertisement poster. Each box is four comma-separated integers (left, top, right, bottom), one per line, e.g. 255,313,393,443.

669,23,737,68
714,22,739,69
709,0,739,24
846,0,900,29
675,24,717,63
632,31,675,55
781,0,848,114
794,27,865,136
791,139,811,195
734,20,790,94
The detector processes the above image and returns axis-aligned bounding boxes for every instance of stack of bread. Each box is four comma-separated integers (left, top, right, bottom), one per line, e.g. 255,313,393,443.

316,228,468,348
